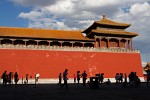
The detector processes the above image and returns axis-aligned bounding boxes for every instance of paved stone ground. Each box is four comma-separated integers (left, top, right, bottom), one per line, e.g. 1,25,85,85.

0,82,150,100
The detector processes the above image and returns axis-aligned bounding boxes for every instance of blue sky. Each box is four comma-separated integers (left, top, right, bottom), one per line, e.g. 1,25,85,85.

0,0,30,27
0,0,150,66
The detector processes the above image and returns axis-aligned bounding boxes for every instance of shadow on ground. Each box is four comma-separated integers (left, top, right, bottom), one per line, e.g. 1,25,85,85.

0,82,150,100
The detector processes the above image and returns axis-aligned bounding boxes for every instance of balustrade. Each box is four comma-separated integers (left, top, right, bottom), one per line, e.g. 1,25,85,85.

0,44,139,53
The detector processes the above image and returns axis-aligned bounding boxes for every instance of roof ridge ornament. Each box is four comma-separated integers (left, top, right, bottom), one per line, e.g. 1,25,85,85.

102,14,106,18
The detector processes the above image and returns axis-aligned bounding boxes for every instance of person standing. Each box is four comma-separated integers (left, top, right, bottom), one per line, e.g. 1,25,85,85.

73,74,76,83
77,71,81,85
82,71,87,86
35,73,40,87
8,72,13,86
14,72,19,87
26,74,28,84
61,69,68,89
1,70,7,87
58,73,62,85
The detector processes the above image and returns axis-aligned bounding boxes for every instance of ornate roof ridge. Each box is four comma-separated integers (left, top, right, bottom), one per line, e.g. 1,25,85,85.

0,26,81,32
0,26,92,41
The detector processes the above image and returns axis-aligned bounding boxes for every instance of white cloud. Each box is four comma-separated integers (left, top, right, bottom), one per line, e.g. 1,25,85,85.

77,0,120,9
130,2,150,17
9,0,150,63
43,0,75,16
28,21,44,28
19,10,44,21
17,0,122,29
28,18,70,30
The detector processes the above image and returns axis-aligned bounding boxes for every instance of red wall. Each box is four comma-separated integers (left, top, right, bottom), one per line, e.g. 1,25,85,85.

0,49,143,78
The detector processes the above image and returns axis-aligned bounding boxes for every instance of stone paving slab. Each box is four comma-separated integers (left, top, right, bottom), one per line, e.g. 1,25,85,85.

0,82,150,100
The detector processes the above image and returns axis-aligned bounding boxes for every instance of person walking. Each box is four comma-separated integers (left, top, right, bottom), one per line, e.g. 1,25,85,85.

61,69,68,89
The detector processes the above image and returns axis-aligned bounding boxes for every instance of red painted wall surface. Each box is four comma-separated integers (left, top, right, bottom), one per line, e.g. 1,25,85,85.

0,49,143,78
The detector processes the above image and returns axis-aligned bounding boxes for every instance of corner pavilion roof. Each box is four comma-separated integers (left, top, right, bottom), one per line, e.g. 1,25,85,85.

83,15,138,37
95,15,131,27
143,62,150,71
0,27,91,41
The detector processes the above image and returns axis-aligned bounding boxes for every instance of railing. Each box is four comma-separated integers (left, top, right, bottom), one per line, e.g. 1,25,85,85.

0,44,140,53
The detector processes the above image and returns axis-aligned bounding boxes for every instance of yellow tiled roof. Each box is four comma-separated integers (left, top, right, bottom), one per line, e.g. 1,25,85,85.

82,15,132,35
0,27,90,40
95,17,131,27
91,29,138,36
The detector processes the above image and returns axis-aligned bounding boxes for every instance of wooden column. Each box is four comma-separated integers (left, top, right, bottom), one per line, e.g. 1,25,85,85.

82,42,85,47
71,42,74,47
60,41,63,47
118,38,121,48
128,40,130,50
12,40,14,45
92,42,95,48
126,38,128,49
48,41,51,46
36,41,39,46
130,39,133,50
24,39,27,46
107,38,110,48
127,39,132,50
11,39,15,45
94,37,97,48
36,40,39,46
99,38,101,48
